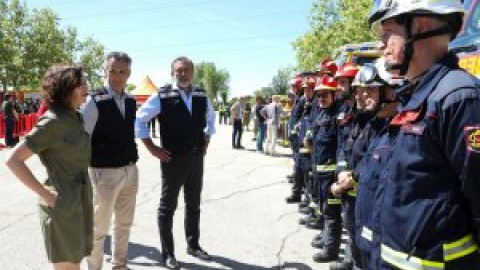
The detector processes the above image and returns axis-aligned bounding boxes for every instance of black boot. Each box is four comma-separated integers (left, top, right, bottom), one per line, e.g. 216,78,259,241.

285,194,301,203
298,198,310,209
299,212,316,225
311,238,324,249
306,215,324,230
313,249,339,263
299,206,312,215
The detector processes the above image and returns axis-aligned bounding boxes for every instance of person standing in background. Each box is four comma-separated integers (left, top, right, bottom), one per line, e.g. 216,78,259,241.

262,95,284,156
255,96,266,152
230,97,244,149
243,101,252,131
2,94,18,147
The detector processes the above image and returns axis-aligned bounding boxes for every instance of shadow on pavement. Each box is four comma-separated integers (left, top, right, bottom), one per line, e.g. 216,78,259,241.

104,239,314,270
104,235,164,266
182,255,314,270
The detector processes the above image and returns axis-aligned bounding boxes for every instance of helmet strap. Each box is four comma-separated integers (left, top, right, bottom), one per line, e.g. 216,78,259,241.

399,16,452,76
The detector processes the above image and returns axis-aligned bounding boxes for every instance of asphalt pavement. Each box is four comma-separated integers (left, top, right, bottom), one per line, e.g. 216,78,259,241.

0,123,341,270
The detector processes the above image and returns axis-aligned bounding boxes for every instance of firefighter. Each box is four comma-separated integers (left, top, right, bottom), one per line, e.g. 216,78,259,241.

311,62,360,250
368,0,480,269
286,77,316,204
285,75,305,183
308,76,342,263
331,58,400,270
303,76,339,233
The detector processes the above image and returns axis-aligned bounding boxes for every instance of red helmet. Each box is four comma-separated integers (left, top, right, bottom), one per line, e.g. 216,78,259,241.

314,76,338,92
316,59,338,75
289,76,303,89
302,76,316,89
335,62,360,79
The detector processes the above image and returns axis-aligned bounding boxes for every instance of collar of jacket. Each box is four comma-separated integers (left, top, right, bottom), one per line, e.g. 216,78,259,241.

399,52,459,112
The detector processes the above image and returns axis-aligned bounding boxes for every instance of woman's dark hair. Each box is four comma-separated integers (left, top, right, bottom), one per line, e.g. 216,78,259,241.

41,64,85,109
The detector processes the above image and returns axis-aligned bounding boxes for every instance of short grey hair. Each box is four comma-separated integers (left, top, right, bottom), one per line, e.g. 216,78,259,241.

171,56,194,71
106,51,132,66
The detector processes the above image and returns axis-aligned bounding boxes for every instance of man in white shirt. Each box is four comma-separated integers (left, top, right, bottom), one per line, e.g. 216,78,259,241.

261,95,284,156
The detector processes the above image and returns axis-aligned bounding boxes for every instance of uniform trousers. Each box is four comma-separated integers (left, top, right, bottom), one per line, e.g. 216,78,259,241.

322,178,342,255
87,164,139,270
342,195,363,269
158,151,204,256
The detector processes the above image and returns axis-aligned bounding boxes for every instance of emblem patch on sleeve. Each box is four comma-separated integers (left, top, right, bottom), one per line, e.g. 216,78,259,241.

464,125,480,153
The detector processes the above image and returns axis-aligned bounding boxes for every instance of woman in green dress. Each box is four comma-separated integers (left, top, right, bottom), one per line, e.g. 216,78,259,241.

6,64,92,270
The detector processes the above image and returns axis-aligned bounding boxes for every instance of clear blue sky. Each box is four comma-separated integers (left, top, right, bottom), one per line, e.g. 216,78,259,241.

28,0,312,98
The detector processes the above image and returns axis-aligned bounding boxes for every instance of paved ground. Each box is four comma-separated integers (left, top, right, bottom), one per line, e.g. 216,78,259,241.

0,123,342,270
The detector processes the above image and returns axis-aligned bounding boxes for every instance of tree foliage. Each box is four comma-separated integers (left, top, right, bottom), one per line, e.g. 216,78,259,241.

254,67,293,97
293,0,376,70
0,0,105,92
194,62,230,103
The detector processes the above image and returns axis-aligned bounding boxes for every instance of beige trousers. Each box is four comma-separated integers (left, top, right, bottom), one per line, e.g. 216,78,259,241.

87,164,139,270
265,124,279,155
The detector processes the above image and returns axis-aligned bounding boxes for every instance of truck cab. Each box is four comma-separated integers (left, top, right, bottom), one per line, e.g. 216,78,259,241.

449,0,480,77
332,41,382,67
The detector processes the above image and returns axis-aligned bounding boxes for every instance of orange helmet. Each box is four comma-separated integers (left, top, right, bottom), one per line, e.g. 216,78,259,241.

335,62,360,79
316,59,338,75
302,76,316,89
314,76,338,92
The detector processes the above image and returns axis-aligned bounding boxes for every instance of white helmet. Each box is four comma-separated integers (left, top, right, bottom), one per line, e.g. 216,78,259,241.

352,58,402,88
369,0,465,33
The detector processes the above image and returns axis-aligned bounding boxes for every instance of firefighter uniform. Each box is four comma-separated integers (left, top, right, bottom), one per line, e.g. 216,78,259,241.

355,125,393,270
295,101,316,202
310,104,338,231
287,95,306,202
379,53,480,269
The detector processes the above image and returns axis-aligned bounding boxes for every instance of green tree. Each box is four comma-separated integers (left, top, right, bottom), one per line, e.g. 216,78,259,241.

126,83,136,92
22,8,74,88
253,86,274,98
0,0,105,92
77,37,105,89
294,0,376,70
271,67,293,95
194,62,230,102
0,0,28,91
253,67,293,97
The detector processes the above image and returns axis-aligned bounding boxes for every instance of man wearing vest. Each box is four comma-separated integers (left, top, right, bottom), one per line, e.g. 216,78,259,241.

81,52,139,270
135,56,216,269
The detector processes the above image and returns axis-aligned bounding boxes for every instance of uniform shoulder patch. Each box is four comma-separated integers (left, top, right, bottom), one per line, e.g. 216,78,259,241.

464,125,480,153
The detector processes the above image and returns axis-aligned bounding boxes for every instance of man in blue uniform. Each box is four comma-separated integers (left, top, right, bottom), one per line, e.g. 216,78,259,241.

369,0,480,269
286,77,315,203
304,76,341,263
333,59,400,270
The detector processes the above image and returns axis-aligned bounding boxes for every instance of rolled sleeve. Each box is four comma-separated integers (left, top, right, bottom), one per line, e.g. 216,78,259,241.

205,98,216,136
135,92,161,139
79,95,98,136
